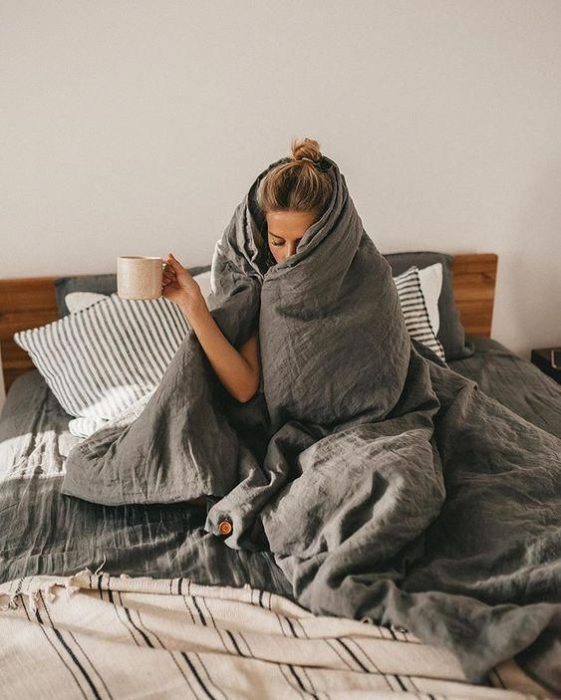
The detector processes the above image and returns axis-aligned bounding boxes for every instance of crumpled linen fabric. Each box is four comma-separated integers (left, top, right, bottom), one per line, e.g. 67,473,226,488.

62,155,561,693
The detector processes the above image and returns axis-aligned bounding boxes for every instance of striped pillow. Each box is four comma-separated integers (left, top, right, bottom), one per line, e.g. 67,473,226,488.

393,266,446,363
14,294,189,433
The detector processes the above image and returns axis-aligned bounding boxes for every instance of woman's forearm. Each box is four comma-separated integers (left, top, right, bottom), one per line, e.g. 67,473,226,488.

177,292,258,403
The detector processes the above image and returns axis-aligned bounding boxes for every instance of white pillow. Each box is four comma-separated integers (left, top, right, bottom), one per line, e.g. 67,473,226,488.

393,266,446,363
14,293,190,437
417,262,442,336
65,291,106,313
192,270,213,298
65,271,213,315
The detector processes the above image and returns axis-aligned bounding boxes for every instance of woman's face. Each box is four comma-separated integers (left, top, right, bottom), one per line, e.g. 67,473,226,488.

265,210,317,264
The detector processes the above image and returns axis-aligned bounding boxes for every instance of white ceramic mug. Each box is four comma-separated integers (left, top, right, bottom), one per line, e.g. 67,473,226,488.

117,256,163,300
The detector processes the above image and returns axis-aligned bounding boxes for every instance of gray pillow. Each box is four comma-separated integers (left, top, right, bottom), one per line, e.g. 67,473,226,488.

54,253,472,360
54,265,212,317
384,251,473,361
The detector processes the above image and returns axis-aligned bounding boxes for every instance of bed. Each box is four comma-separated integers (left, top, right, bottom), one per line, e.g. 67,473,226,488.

0,253,558,699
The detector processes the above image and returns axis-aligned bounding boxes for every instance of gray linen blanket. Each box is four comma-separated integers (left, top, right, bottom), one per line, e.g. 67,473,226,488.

62,156,561,693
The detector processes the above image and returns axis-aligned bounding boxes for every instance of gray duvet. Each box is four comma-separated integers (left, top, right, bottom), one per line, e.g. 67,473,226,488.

3,154,561,694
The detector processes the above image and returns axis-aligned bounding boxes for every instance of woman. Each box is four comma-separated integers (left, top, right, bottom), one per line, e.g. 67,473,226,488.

162,137,333,403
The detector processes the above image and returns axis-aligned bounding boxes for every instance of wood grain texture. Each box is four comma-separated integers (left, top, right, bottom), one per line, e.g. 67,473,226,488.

452,254,498,339
0,276,59,393
0,254,498,393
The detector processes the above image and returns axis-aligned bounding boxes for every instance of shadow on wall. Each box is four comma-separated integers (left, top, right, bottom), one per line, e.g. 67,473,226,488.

492,160,561,359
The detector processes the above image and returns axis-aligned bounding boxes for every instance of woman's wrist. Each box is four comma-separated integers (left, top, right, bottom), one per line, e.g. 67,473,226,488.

177,289,207,321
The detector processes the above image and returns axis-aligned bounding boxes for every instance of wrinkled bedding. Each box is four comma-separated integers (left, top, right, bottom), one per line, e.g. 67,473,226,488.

0,369,292,596
3,335,556,589
42,154,561,695
0,570,546,700
2,338,561,694
452,335,561,440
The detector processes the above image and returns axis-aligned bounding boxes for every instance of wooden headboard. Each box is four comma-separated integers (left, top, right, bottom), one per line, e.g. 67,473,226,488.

0,253,498,394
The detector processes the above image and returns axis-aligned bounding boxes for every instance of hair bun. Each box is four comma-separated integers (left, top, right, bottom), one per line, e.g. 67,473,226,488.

291,137,322,163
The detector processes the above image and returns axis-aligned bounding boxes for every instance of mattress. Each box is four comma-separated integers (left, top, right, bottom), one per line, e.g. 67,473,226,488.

1,335,558,698
451,335,561,439
2,333,560,589
0,366,291,593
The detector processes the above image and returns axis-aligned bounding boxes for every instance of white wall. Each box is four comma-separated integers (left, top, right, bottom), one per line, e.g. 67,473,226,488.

2,0,561,358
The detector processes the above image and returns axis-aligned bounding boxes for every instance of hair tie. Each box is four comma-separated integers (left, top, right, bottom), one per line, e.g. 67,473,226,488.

299,156,332,172
299,156,332,173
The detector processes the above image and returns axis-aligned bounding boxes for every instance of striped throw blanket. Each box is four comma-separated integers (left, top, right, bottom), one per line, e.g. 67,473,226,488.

0,572,548,699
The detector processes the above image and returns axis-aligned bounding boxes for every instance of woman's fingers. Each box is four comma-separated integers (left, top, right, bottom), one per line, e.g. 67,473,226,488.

166,252,183,270
162,257,178,288
164,253,196,294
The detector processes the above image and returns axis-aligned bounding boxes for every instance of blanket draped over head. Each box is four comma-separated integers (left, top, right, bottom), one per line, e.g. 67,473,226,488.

63,156,561,692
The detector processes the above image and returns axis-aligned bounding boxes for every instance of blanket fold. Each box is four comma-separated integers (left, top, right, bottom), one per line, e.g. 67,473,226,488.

62,155,561,694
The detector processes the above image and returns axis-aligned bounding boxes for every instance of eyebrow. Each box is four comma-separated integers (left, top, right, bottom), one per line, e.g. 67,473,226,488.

268,233,303,240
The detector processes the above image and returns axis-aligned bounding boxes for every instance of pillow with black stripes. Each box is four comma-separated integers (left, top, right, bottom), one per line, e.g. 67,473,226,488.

14,266,443,438
13,294,190,437
392,266,446,364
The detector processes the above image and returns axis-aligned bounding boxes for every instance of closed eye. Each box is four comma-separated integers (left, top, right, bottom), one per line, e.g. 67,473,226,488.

268,233,303,247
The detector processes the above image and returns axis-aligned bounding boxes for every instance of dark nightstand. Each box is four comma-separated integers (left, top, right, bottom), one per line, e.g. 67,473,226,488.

531,348,561,384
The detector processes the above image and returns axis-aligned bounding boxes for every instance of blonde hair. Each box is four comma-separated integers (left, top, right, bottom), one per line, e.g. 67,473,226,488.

256,138,333,268
257,137,333,218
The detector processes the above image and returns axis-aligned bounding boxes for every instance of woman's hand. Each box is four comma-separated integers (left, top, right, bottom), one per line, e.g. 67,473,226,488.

163,253,259,402
162,253,206,313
